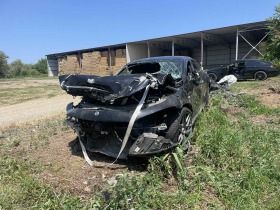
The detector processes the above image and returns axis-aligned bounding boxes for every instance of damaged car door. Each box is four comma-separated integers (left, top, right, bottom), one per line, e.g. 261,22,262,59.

185,59,208,118
59,56,210,162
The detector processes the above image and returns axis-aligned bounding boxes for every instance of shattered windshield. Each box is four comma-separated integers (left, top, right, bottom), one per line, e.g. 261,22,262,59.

118,59,183,80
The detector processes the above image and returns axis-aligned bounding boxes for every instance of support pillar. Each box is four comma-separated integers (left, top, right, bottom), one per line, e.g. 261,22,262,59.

172,39,175,56
201,33,204,68
108,48,111,71
147,42,150,58
236,27,239,60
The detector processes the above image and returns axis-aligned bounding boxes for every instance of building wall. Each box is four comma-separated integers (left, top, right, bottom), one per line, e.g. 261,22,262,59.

47,22,268,76
192,42,265,69
48,40,266,76
127,44,148,62
150,46,163,57
47,58,58,76
56,49,127,76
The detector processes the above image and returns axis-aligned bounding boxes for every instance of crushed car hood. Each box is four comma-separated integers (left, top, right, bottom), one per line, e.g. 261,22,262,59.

59,73,177,104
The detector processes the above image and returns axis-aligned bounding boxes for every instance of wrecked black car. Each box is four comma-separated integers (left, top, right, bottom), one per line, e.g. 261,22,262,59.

207,59,279,81
59,56,210,161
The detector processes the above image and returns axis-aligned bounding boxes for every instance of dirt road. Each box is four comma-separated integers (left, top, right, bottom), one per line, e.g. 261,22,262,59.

0,94,77,127
0,79,81,127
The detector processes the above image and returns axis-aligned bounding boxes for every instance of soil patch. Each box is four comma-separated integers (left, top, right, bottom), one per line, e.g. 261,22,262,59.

241,79,280,108
32,129,133,199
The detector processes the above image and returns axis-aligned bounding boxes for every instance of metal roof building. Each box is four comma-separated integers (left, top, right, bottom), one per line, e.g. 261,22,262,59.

46,21,268,76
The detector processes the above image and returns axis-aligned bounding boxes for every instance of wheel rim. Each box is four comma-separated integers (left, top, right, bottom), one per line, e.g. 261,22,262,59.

209,73,217,82
256,73,265,80
178,113,192,144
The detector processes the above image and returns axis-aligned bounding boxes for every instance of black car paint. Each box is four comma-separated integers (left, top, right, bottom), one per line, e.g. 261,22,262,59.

59,56,210,159
207,59,279,81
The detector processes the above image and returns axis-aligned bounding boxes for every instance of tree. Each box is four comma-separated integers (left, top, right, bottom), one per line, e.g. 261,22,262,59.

9,59,26,77
34,58,48,74
0,50,9,78
0,51,47,78
264,4,280,68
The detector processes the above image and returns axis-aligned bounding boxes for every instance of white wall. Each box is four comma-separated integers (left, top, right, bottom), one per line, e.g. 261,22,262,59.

126,44,148,62
126,44,165,62
47,57,58,76
206,46,231,65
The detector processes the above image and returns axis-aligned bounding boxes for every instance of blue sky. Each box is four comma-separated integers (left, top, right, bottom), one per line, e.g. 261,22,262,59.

0,0,279,64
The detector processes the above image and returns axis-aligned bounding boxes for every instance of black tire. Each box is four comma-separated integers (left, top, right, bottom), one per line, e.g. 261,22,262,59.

208,73,218,82
165,107,193,147
254,71,267,80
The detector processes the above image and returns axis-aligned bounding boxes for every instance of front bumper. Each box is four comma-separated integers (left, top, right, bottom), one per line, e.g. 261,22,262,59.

65,106,179,159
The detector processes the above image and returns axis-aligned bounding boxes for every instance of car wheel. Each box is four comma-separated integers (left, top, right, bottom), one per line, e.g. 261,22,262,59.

208,73,218,82
254,71,267,80
165,108,193,150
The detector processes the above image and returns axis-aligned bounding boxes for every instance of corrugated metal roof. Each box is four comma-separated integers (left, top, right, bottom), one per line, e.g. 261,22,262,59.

46,21,268,57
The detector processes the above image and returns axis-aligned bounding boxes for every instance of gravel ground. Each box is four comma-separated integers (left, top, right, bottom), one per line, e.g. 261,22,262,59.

0,94,77,127
0,79,82,127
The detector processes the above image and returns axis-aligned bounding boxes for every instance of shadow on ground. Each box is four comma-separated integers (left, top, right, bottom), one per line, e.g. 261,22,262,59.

68,138,148,171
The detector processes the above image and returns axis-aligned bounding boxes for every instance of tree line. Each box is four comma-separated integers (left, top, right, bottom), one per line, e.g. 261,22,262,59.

0,51,48,78
263,4,280,68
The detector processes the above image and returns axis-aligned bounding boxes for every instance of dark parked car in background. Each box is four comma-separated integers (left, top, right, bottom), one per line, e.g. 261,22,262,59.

207,59,279,82
59,56,210,161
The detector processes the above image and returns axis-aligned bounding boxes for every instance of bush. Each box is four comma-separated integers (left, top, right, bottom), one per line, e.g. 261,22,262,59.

0,50,48,78
21,68,43,77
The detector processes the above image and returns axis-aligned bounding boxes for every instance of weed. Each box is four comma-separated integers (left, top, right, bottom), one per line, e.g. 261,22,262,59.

0,115,65,151
194,93,280,209
236,94,280,115
0,157,82,209
230,80,260,93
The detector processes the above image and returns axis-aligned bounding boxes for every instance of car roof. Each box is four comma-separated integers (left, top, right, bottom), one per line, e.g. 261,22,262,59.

235,59,266,62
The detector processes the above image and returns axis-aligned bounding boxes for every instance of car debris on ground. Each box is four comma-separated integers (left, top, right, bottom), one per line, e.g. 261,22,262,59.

210,74,237,93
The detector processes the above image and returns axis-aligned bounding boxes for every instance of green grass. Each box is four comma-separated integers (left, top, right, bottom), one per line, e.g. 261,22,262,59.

0,77,63,105
236,94,280,115
0,85,63,105
230,76,280,93
0,116,82,210
96,92,280,209
230,80,261,93
0,115,69,151
0,79,279,209
0,76,58,82
193,94,280,209
0,157,82,210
